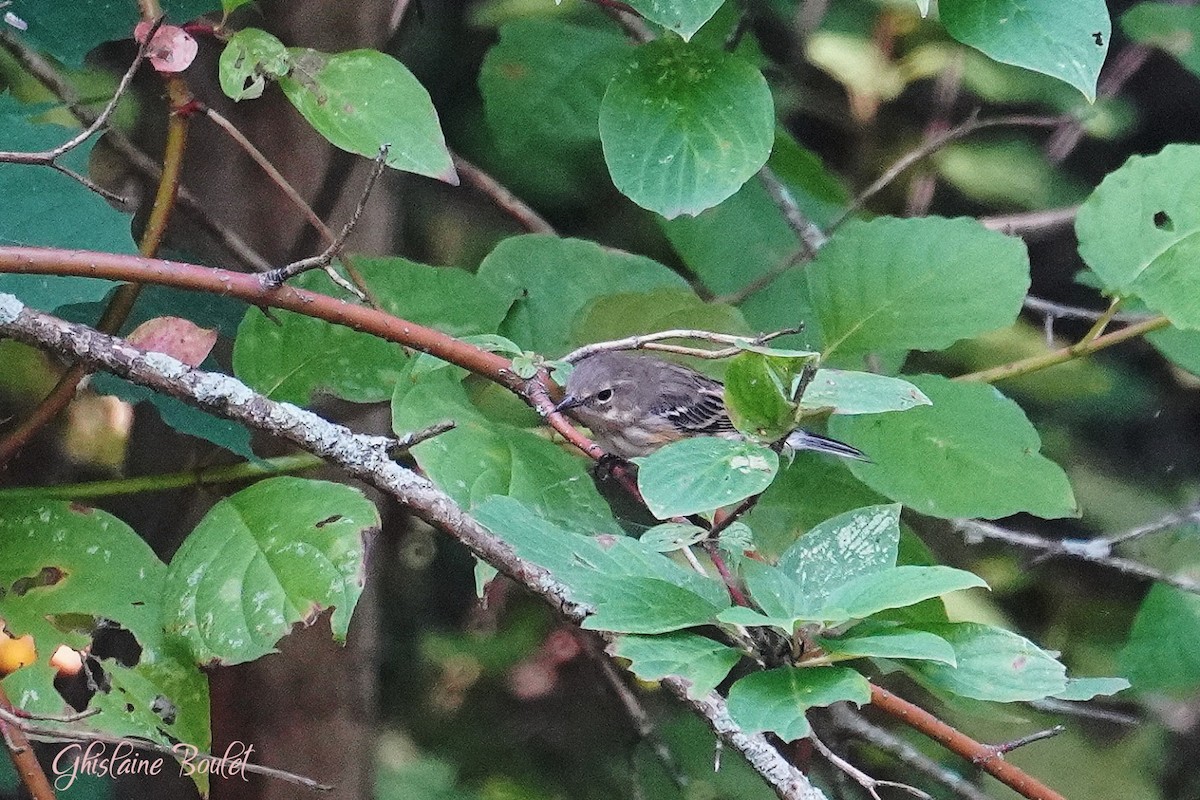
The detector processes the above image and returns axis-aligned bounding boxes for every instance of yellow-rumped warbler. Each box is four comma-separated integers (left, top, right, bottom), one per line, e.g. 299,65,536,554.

554,352,868,461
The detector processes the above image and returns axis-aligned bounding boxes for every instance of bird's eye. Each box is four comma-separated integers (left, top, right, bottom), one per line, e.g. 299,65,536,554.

595,388,614,404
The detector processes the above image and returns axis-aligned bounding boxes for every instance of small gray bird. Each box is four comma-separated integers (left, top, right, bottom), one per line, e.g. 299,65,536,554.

554,351,868,461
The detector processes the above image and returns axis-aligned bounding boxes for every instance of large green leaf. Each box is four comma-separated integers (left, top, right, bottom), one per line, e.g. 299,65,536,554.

13,0,217,65
160,477,378,665
479,19,628,153
278,48,455,182
822,565,988,621
615,632,741,699
726,666,871,741
1076,144,1200,329
0,500,210,780
635,437,779,519
1118,584,1200,692
803,369,931,415
830,375,1077,519
911,622,1068,702
0,96,129,310
818,625,957,666
581,577,726,634
807,217,1029,364
476,235,685,356
1122,3,1200,78
939,0,1110,100
234,258,513,405
571,288,750,349
599,39,774,218
777,504,902,606
723,348,818,441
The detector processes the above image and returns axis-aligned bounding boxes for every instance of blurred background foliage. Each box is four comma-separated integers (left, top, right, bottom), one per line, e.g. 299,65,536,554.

2,0,1200,798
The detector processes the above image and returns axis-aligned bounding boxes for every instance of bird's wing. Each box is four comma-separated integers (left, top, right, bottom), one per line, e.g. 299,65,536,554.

650,371,738,437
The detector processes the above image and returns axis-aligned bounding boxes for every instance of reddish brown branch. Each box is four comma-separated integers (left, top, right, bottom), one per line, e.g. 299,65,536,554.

869,684,1066,800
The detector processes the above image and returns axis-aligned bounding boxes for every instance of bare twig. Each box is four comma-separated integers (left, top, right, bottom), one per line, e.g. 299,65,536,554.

1045,45,1151,164
955,518,1200,594
0,17,161,204
759,167,827,257
1022,295,1151,324
830,706,991,800
386,419,456,458
0,685,56,800
974,726,1065,764
980,207,1079,238
261,145,390,291
451,152,556,235
0,705,330,791
561,327,803,363
0,27,272,272
904,53,964,218
809,729,932,800
833,113,1068,228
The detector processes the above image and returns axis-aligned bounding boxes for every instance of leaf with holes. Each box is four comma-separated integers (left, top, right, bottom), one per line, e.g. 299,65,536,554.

161,477,378,665
1077,144,1200,329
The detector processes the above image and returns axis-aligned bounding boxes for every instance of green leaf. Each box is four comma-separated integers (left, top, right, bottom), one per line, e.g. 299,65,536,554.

912,622,1068,702
477,235,686,355
823,566,988,621
14,0,217,65
1118,584,1200,692
599,39,774,218
616,632,741,699
582,577,726,634
1076,144,1200,329
221,0,254,12
777,504,902,607
939,0,1110,100
807,217,1030,363
1147,326,1200,377
0,97,130,310
726,666,871,741
723,349,819,441
1053,676,1131,701
1122,4,1200,77
392,365,617,533
235,258,512,405
639,522,709,552
635,437,779,518
278,48,456,183
161,477,379,665
0,500,210,777
747,457,890,560
819,625,957,666
218,28,291,101
479,19,627,153
830,375,1077,519
803,369,932,415
625,0,724,40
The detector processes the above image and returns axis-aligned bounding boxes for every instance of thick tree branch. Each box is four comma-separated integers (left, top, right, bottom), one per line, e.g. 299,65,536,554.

0,295,826,800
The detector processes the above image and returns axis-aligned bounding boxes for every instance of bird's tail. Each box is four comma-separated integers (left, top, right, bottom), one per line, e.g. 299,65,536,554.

783,429,871,462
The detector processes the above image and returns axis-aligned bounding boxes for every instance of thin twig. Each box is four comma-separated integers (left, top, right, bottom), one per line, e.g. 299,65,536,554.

833,113,1068,229
0,27,272,272
759,167,826,256
1022,295,1151,324
562,327,803,363
386,419,456,458
830,706,992,800
451,152,556,235
713,249,808,306
973,726,1065,764
980,207,1079,238
809,729,932,800
578,631,689,790
1045,45,1151,164
904,53,964,218
0,706,330,791
0,16,161,204
954,518,1200,594
261,145,390,291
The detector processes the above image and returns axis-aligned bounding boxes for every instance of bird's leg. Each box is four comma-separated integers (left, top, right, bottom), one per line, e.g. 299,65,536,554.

592,453,634,481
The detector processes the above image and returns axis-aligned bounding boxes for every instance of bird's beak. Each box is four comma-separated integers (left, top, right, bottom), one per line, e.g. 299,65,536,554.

554,394,583,413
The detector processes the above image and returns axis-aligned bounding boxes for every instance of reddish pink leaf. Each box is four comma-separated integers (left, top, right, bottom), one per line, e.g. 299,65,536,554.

134,21,198,72
126,316,217,367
